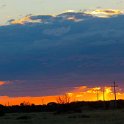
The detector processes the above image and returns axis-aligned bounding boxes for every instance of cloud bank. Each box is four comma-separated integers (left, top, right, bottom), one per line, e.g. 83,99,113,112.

0,9,124,96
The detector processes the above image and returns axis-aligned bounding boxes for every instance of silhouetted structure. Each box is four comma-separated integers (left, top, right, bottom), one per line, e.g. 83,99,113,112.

111,81,118,108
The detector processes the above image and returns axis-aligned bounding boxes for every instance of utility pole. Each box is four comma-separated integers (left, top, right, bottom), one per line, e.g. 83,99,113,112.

41,97,44,105
103,87,106,109
111,81,118,108
96,90,99,101
93,87,100,101
95,88,100,101
103,87,105,101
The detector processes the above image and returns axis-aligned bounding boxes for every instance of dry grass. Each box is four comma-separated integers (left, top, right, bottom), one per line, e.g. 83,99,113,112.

0,110,124,124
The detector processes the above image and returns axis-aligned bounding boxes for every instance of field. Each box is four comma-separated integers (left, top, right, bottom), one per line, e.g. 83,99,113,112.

0,110,124,124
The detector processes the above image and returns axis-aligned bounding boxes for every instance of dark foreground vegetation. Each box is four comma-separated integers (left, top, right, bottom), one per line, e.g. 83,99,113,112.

0,100,124,114
1,100,124,124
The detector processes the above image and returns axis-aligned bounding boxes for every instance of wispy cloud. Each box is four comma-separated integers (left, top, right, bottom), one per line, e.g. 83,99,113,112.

0,81,5,86
7,9,124,25
0,81,8,86
10,16,41,25
85,9,124,18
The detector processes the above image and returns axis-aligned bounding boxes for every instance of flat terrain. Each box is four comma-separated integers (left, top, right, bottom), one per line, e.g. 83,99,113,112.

0,110,124,124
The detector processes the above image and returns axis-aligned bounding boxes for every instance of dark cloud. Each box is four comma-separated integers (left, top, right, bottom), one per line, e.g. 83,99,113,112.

0,11,124,96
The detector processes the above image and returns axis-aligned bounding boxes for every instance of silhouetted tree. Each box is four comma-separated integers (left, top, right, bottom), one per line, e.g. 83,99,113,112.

56,94,70,104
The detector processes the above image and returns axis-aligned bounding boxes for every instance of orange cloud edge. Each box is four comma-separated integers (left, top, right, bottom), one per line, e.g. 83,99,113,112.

10,9,124,25
0,85,124,106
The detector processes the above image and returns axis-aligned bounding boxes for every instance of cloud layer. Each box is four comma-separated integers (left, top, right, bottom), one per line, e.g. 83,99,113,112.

0,10,124,96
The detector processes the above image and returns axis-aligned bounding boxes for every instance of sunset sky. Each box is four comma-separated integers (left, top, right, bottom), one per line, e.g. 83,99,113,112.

0,0,124,105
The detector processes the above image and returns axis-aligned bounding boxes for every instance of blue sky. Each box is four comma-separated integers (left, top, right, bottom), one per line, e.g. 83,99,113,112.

0,0,124,24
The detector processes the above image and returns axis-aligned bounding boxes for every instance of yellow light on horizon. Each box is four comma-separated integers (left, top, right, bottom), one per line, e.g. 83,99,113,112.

0,86,124,105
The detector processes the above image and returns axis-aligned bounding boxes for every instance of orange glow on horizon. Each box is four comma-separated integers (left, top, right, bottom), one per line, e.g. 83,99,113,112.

0,86,124,106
